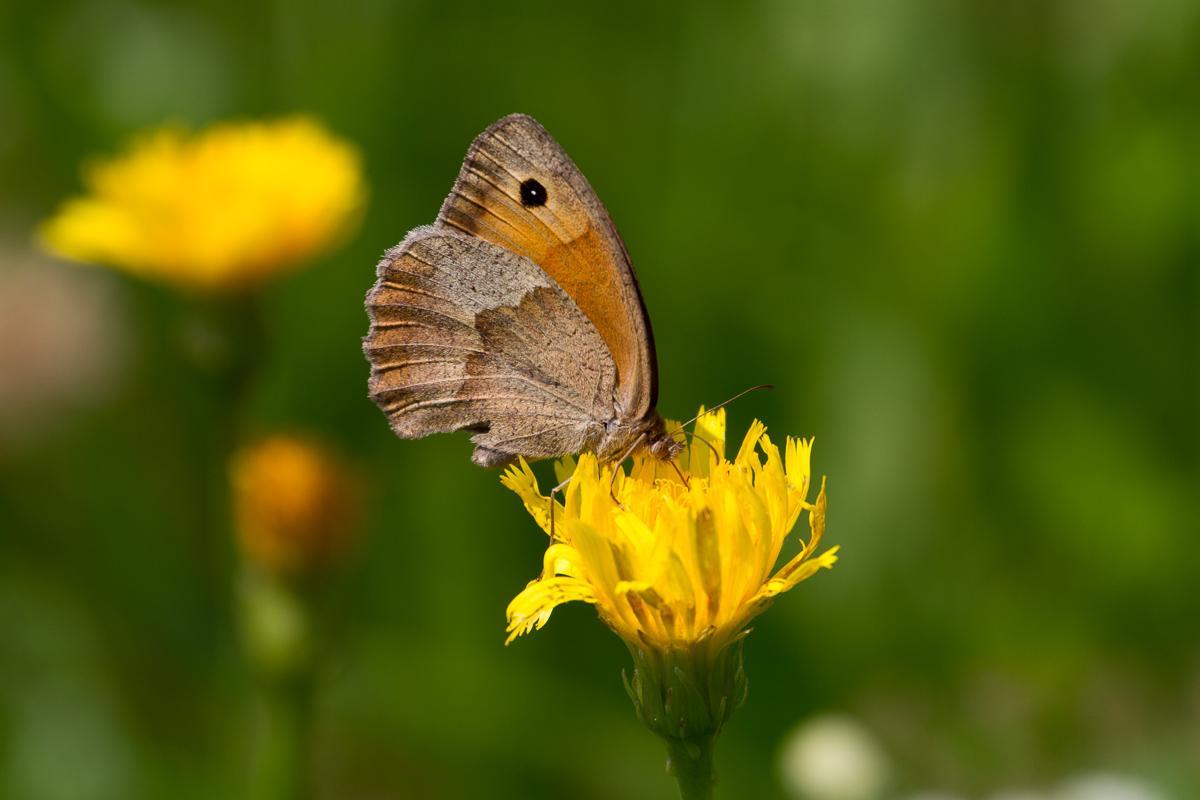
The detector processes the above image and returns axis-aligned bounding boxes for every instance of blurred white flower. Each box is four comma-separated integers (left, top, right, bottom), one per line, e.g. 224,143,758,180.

988,791,1051,800
1056,773,1165,800
778,713,889,800
0,248,125,445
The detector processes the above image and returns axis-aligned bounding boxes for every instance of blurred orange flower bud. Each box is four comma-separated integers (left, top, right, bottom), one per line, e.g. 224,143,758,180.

231,435,360,576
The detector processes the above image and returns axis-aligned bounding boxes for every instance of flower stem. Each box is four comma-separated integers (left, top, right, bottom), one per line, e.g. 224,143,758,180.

240,569,319,800
251,677,314,800
664,735,717,800
183,292,265,613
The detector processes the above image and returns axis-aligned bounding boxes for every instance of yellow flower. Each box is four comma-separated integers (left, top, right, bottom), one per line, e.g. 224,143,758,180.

503,408,837,768
231,435,360,576
503,409,835,793
40,118,365,292
503,408,836,652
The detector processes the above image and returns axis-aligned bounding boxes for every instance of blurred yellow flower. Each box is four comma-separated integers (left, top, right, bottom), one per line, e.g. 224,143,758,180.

40,118,365,292
231,435,360,576
503,408,837,651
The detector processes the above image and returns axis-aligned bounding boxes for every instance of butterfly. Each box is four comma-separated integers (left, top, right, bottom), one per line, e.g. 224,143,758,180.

363,113,684,469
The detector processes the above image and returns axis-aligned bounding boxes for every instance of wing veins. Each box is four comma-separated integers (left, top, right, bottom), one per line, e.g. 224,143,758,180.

481,421,582,449
368,306,475,332
473,147,609,282
382,373,590,415
443,205,523,253
460,163,560,252
365,342,486,355
382,394,584,420
453,190,522,234
375,281,459,306
372,357,466,373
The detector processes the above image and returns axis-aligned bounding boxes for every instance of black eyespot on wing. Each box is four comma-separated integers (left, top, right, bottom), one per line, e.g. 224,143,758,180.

519,178,547,207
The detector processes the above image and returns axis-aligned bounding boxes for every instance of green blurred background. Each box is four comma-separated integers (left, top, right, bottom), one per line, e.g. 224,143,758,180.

1,1,1197,798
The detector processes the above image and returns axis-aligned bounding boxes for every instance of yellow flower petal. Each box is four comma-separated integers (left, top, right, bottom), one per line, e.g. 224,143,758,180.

501,458,556,538
505,576,598,644
541,543,584,579
755,546,840,602
734,419,767,467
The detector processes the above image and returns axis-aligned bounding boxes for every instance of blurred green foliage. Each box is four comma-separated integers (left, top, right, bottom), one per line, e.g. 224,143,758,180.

1,1,1197,798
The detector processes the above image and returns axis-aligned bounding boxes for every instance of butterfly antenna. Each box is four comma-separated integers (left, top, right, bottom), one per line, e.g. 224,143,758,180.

678,383,774,428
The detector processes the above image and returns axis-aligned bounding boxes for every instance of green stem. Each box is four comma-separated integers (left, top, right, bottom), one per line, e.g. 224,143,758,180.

239,568,320,800
664,735,717,800
183,292,265,618
251,677,314,800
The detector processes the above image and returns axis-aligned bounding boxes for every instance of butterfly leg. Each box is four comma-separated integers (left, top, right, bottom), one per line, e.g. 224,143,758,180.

548,475,572,540
668,459,690,488
606,433,647,510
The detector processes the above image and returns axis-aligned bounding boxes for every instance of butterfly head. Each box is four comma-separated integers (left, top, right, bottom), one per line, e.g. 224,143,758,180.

647,433,685,462
644,415,685,462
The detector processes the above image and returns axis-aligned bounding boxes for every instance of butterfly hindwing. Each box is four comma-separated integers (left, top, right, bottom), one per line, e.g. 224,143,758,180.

364,227,616,466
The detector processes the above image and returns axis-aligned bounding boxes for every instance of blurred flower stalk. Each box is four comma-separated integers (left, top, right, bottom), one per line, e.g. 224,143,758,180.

39,118,366,799
232,436,361,800
503,409,837,799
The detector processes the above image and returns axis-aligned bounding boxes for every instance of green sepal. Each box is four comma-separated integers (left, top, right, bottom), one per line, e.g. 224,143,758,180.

621,636,748,747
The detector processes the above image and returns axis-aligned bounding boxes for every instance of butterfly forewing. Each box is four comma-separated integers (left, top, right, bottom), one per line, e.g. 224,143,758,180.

436,114,658,417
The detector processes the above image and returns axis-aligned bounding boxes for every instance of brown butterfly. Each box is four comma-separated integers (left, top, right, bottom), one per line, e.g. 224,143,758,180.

364,113,684,468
